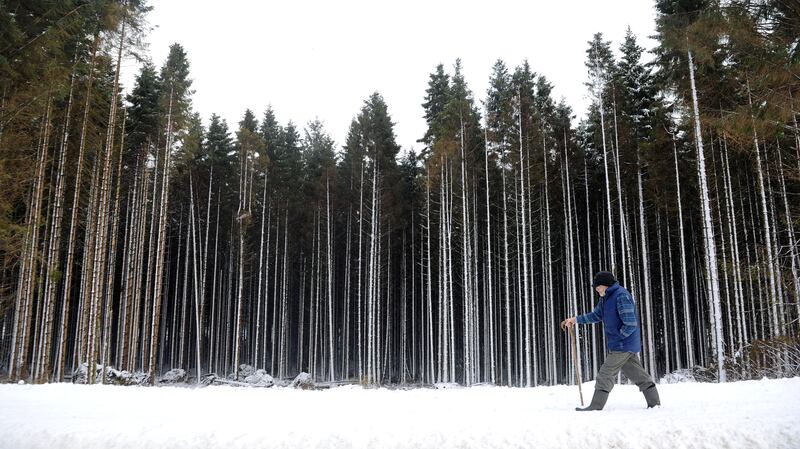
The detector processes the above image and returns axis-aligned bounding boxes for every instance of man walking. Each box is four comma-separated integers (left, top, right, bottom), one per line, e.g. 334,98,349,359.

561,271,660,411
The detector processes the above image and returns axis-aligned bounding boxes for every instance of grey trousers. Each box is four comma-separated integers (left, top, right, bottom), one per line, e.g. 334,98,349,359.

595,351,655,393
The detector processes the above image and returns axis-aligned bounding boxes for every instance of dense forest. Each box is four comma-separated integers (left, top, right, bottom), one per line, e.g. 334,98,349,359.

0,0,798,387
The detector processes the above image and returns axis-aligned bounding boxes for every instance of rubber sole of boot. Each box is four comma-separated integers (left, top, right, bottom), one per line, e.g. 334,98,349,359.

575,406,603,411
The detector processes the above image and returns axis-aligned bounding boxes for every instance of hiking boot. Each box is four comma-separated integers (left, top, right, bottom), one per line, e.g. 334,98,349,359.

643,385,661,408
575,389,609,411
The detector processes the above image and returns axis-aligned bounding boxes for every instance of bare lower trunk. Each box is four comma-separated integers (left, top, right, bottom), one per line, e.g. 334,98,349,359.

148,90,175,384
688,48,725,382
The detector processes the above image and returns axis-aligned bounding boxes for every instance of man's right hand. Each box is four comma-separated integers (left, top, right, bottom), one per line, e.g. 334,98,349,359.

560,316,577,330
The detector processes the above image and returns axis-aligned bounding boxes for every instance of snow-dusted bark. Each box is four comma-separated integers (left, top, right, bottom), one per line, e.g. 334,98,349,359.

326,176,335,382
366,158,379,384
459,115,474,385
637,154,655,379
688,48,725,382
584,158,598,376
357,162,365,381
484,131,496,384
720,138,746,350
516,96,532,388
747,90,782,337
775,144,800,325
148,87,174,384
279,212,289,379
593,44,617,274
255,179,267,366
501,168,512,387
611,96,628,287
425,172,435,384
672,133,694,368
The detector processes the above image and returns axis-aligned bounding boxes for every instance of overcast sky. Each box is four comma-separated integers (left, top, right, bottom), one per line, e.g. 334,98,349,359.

123,0,658,153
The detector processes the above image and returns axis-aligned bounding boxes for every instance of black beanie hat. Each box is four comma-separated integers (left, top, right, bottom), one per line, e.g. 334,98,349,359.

592,271,616,288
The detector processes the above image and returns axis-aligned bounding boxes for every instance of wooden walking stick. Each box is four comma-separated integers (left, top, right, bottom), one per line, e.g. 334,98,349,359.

568,324,584,406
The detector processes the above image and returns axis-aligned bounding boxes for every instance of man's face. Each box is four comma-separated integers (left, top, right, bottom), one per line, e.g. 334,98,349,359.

595,285,608,297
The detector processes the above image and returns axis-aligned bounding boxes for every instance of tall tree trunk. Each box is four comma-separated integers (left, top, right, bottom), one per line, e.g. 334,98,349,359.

326,176,335,382
425,171,435,384
517,97,532,387
775,142,800,328
501,168,512,387
101,108,127,380
255,179,267,367
484,130,495,384
688,48,725,382
459,115,473,385
12,97,53,381
148,89,175,384
357,162,365,382
593,43,616,273
672,132,694,368
55,35,100,381
636,153,655,378
41,70,77,382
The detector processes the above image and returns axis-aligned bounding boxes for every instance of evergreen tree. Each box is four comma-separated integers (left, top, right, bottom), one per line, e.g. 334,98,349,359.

159,43,194,140
260,106,283,160
445,59,484,162
268,120,303,205
511,60,539,160
126,62,162,157
616,28,655,145
206,114,235,168
176,112,205,166
420,64,451,155
303,119,337,203
486,59,515,158
236,108,266,192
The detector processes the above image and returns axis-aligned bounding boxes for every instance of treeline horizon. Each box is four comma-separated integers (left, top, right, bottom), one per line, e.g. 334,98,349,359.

0,0,798,387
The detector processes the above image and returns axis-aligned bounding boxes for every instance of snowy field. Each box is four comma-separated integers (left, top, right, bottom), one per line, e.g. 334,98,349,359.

1,377,798,449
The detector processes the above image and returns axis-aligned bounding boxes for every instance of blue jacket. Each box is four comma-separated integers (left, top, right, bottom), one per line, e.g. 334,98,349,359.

577,282,641,353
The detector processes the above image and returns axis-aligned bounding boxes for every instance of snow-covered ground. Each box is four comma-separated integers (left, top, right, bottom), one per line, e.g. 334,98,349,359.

1,377,798,449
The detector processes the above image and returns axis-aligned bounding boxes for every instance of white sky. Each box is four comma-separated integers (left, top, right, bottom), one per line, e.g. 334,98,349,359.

122,0,658,153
